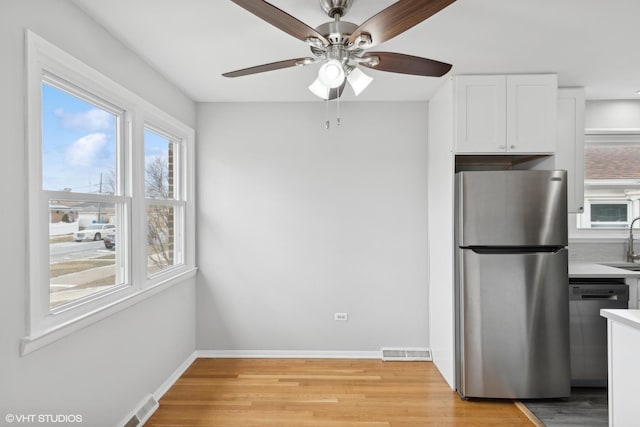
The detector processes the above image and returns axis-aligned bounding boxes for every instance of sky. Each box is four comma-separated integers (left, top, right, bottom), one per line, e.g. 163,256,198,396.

42,83,170,194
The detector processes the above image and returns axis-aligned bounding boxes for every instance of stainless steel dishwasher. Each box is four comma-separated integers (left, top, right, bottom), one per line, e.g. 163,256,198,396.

569,278,629,387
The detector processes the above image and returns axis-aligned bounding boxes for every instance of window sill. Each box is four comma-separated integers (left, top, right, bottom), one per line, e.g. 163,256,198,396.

20,267,197,356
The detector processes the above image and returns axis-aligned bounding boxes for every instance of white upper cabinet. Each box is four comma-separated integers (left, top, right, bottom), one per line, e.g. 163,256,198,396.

455,74,558,154
455,75,506,152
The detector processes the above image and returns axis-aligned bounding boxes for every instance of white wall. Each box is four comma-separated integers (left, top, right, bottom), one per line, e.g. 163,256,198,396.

0,1,196,425
585,100,640,129
197,102,429,353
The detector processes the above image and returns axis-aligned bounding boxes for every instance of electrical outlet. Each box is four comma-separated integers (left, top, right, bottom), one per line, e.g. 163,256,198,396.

334,312,348,321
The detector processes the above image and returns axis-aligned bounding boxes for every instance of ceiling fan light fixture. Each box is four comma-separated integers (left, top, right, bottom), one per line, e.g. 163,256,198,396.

347,67,373,96
318,59,346,88
308,77,330,99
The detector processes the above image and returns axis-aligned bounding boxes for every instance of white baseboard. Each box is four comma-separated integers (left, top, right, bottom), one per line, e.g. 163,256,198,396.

195,349,382,359
154,351,198,400
118,352,196,427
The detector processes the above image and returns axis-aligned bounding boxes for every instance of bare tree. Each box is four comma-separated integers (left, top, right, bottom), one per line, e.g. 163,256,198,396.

145,156,173,271
145,156,169,199
101,169,117,195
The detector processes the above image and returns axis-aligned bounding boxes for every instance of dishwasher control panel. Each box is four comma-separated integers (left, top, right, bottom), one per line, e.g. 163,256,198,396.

569,277,629,301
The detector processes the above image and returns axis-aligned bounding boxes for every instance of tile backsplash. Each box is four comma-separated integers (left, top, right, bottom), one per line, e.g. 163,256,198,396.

568,240,635,263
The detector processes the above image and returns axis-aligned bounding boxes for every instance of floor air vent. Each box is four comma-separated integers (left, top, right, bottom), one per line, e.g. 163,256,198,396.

124,395,158,427
381,348,431,361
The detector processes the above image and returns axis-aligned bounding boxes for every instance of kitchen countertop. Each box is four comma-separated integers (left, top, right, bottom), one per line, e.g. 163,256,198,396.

569,262,640,278
601,309,640,330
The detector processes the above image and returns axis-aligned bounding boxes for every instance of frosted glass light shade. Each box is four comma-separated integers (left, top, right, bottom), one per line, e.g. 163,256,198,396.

347,67,373,96
308,77,330,99
318,59,345,89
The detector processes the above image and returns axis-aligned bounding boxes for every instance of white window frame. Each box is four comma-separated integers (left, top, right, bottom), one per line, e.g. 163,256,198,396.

40,74,132,313
142,122,188,281
579,198,633,228
571,129,640,239
23,31,196,355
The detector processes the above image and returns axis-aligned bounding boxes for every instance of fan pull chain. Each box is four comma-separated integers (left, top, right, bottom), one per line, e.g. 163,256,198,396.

325,98,330,129
323,98,342,130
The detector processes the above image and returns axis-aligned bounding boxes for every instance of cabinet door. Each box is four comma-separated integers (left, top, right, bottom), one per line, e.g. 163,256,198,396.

556,88,585,213
506,75,558,153
608,320,640,427
455,75,506,153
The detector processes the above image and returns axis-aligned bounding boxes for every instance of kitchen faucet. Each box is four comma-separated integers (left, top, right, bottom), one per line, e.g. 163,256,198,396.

627,217,640,263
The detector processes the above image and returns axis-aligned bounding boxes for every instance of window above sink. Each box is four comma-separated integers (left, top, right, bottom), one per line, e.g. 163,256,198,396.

572,130,640,239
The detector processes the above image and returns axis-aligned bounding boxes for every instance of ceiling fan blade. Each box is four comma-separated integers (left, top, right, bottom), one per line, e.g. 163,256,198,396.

230,0,329,45
223,58,315,78
348,0,456,48
360,52,452,77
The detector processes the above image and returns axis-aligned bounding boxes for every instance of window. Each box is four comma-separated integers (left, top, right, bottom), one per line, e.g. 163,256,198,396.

144,127,185,276
580,200,632,228
576,131,640,231
590,203,628,224
25,31,195,354
42,81,128,310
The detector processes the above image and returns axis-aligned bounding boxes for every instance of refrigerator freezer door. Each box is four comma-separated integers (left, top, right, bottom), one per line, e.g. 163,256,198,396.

457,170,568,247
457,248,570,399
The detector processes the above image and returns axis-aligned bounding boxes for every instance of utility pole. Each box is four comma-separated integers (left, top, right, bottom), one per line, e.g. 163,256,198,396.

97,172,102,223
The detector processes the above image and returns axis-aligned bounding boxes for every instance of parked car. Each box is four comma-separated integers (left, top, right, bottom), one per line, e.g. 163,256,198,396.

103,229,116,250
73,224,115,242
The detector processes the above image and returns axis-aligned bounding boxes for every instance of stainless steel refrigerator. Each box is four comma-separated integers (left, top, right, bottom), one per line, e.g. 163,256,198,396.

455,170,570,399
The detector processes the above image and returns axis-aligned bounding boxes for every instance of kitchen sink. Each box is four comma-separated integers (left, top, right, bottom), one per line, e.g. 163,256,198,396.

601,262,640,271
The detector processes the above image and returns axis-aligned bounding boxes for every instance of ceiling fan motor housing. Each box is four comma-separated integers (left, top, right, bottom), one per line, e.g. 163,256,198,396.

314,20,358,46
310,21,363,67
320,0,353,18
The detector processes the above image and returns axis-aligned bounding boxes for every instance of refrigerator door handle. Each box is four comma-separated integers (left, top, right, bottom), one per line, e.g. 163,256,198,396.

465,246,564,254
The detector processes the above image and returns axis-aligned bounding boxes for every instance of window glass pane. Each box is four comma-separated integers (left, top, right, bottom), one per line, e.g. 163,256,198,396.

49,200,120,309
42,83,117,193
585,145,640,179
591,204,627,223
144,129,176,200
147,204,177,275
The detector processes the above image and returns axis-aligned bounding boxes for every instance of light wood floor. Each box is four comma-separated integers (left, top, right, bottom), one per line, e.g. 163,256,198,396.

146,358,534,427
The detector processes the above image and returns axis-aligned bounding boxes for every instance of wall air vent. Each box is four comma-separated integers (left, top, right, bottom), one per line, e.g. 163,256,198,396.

381,348,432,361
123,415,139,427
123,394,158,427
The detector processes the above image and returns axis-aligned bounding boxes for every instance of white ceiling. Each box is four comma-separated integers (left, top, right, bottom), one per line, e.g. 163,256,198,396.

72,0,640,103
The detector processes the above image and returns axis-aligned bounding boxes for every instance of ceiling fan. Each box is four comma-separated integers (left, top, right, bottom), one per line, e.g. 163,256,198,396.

223,0,456,100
